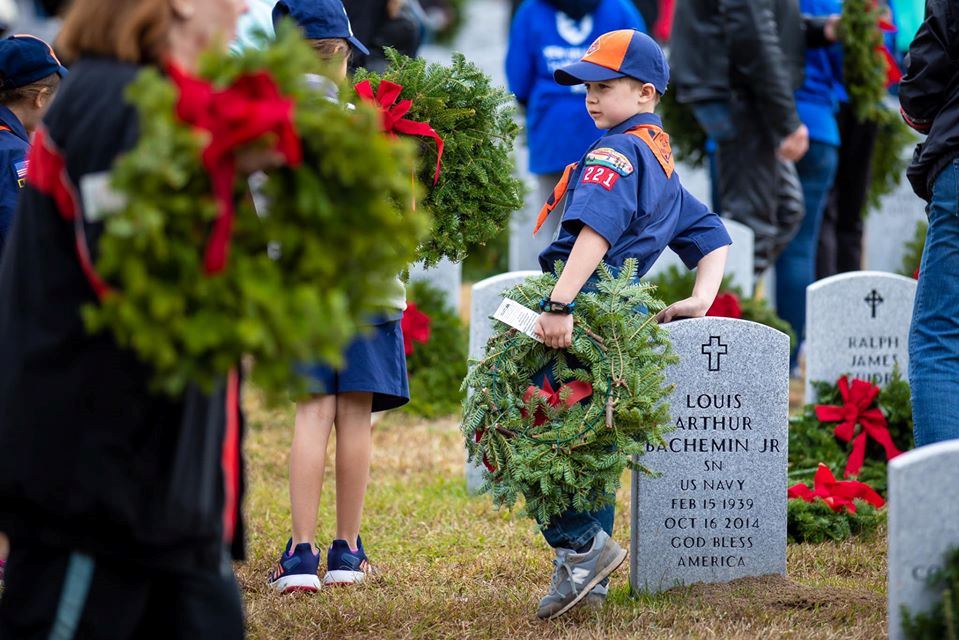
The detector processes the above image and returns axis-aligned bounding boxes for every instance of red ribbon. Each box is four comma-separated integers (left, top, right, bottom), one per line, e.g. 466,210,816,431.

354,79,444,185
521,378,593,427
706,292,743,319
475,429,497,473
788,463,885,514
401,302,432,356
815,375,903,477
168,64,303,274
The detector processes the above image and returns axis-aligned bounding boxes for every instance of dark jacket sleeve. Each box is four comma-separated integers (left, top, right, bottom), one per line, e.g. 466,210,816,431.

720,0,803,140
899,0,958,133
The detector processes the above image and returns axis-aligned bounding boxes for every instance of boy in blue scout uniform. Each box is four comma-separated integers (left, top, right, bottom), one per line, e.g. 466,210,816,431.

529,29,731,620
0,33,64,257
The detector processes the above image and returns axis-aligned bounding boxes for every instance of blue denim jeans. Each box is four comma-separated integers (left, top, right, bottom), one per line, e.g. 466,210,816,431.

775,141,840,368
910,158,959,446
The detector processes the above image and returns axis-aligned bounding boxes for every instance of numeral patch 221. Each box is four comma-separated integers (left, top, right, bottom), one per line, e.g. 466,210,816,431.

581,165,619,190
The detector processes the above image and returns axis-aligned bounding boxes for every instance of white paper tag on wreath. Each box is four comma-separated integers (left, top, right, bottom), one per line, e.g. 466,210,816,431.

493,298,543,343
80,171,127,223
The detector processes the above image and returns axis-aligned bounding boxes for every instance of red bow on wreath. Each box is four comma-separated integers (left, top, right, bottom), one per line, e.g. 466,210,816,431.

815,375,902,477
706,292,743,319
354,79,444,185
788,463,885,514
168,64,303,274
401,302,431,356
521,378,593,427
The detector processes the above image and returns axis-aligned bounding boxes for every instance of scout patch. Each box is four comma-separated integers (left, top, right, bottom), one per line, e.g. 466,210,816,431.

584,147,634,176
15,160,28,190
581,165,620,190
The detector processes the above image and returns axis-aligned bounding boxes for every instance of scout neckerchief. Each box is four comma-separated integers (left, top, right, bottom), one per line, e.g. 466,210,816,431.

533,124,675,235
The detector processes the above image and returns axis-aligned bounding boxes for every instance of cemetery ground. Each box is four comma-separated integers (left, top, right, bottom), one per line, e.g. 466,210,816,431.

239,387,887,640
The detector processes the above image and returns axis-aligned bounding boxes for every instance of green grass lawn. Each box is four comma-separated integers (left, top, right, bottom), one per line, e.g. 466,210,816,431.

238,388,887,639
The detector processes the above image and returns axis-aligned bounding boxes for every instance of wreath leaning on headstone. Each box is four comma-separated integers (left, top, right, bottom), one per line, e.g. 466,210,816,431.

82,27,426,398
352,49,524,268
461,260,677,524
784,370,913,543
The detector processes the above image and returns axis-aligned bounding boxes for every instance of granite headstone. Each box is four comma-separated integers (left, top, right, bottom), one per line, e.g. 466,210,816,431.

631,317,790,594
888,441,959,640
408,258,462,314
864,158,926,274
804,271,916,402
644,219,755,296
466,271,540,492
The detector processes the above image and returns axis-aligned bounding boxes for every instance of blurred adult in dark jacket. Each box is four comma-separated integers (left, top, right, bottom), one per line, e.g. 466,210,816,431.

344,0,421,72
670,0,837,277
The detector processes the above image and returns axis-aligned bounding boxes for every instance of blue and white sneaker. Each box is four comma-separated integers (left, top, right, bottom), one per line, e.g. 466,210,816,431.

267,539,321,594
323,536,374,586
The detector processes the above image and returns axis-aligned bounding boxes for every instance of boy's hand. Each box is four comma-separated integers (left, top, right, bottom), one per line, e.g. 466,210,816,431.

534,312,574,349
656,296,711,323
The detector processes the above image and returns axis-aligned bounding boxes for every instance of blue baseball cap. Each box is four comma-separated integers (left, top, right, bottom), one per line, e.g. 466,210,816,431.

272,0,369,55
554,29,669,94
0,34,67,90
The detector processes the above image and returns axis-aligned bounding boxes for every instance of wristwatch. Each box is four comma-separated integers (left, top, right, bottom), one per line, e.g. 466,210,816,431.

539,298,576,315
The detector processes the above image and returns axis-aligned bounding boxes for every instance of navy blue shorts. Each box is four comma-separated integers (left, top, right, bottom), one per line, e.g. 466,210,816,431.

298,319,410,412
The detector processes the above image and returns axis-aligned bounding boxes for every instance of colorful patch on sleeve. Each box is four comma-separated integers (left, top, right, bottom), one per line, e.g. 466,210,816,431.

584,147,633,176
15,160,28,189
581,165,620,190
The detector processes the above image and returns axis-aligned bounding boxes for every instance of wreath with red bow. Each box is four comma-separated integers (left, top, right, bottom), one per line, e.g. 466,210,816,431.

352,49,524,268
461,260,676,524
83,27,426,397
789,370,913,500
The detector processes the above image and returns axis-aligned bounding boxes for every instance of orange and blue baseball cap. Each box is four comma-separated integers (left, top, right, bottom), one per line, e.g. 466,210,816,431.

0,34,67,90
554,29,668,94
273,0,369,55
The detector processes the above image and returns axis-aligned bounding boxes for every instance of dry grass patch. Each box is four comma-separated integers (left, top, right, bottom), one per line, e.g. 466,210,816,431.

239,387,887,639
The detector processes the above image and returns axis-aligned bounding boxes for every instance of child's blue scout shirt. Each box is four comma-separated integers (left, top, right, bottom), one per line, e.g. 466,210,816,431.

538,112,732,275
0,105,30,257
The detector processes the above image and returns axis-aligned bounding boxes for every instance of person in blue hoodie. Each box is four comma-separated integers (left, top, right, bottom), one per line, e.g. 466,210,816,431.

505,0,644,268
774,0,843,373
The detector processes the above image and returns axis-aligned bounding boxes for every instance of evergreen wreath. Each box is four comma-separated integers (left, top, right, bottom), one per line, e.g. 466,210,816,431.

403,280,467,418
789,369,913,499
650,265,796,348
786,462,886,543
902,546,959,640
353,49,524,268
83,28,426,397
461,260,676,524
787,498,884,544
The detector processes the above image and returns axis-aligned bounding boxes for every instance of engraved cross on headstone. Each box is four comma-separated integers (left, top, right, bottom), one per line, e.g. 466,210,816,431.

865,289,885,319
701,335,728,372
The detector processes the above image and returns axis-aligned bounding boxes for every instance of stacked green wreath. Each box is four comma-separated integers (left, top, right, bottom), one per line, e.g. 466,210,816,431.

353,49,524,268
461,260,676,524
404,280,467,418
83,28,426,397
649,265,796,348
789,369,913,499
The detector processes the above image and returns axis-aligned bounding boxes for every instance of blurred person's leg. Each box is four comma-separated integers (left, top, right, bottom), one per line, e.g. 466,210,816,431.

775,141,839,369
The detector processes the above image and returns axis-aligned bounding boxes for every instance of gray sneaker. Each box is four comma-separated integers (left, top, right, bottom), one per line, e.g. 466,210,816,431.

536,531,627,620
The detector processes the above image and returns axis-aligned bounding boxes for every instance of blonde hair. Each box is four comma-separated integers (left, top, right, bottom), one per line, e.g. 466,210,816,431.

58,0,173,64
0,73,60,106
306,38,351,63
